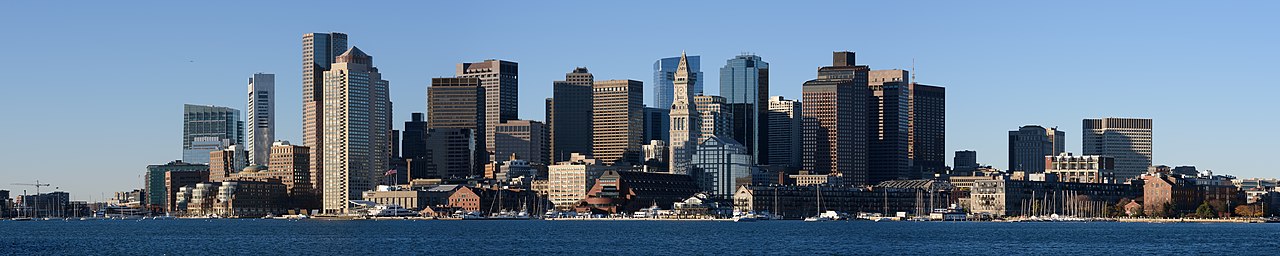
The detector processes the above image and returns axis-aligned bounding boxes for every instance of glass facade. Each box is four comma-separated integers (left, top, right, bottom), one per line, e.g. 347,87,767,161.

719,55,768,165
690,136,752,200
182,104,243,164
653,55,702,109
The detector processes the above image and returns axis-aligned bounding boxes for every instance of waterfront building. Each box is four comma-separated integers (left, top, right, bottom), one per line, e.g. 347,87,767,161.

13,192,70,218
1141,168,1242,217
868,70,911,183
1045,153,1115,184
144,160,208,211
209,145,248,182
694,95,732,141
182,104,243,164
1083,118,1153,182
690,136,753,200
790,174,838,186
1007,125,1065,173
574,170,702,214
969,174,1141,217
547,153,610,210
247,73,275,166
213,181,288,218
268,141,316,209
447,186,541,215
457,59,519,161
493,120,549,166
302,32,348,200
668,52,702,175
802,51,871,186
767,96,801,169
549,67,594,162
732,180,953,220
320,47,392,214
720,54,769,165
165,169,210,212
643,107,670,144
910,83,947,178
653,55,703,110
593,79,645,166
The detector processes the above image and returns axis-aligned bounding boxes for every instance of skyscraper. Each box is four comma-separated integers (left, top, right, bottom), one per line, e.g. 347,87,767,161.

690,136,752,200
268,141,315,209
642,107,670,144
1007,125,1064,173
694,95,732,141
802,51,871,186
868,70,911,183
247,73,275,166
911,83,946,178
320,47,391,214
953,150,978,175
720,54,769,165
402,113,428,159
302,32,347,200
493,120,549,166
549,68,594,162
426,77,484,178
767,96,801,169
653,55,703,109
182,104,243,164
592,79,645,166
1083,118,1153,181
457,59,518,161
668,52,702,175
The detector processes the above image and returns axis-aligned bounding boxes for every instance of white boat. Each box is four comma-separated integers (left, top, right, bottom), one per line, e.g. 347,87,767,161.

804,216,833,222
733,216,757,222
368,204,419,217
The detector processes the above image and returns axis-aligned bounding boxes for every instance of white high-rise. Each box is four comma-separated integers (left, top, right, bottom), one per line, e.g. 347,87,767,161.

1083,118,1152,182
321,47,391,214
247,73,275,166
668,52,701,175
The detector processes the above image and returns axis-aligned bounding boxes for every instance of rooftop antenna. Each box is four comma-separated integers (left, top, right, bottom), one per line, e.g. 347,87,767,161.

911,58,917,83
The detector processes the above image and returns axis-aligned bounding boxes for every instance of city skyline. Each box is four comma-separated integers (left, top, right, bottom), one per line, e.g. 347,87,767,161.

3,1,1278,199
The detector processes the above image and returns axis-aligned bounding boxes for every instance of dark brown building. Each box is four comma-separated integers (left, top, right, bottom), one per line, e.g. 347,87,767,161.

574,171,701,214
165,170,210,212
447,186,542,214
802,51,871,186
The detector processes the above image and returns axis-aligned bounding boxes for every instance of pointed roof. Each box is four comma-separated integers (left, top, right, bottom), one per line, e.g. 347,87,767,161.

675,51,690,76
334,46,372,64
339,46,369,58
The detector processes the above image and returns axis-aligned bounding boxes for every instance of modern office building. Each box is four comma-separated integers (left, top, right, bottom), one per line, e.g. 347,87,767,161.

416,128,477,179
668,52,702,175
493,120,549,166
690,136,753,200
320,47,391,214
653,55,703,110
426,77,484,177
867,70,911,183
144,160,209,211
1045,153,1115,184
548,153,608,210
302,32,348,199
642,107,670,144
593,79,645,166
720,54,769,165
767,96,802,168
457,59,519,161
694,95,732,142
182,104,243,164
911,83,946,178
209,145,247,182
802,51,871,186
402,113,428,159
954,150,979,175
1008,125,1065,173
642,140,668,173
246,73,275,166
269,141,315,209
549,67,594,162
1083,118,1153,182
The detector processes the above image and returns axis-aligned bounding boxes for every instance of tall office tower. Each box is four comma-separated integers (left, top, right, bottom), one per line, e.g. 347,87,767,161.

690,136,751,200
320,47,391,214
269,141,315,209
642,107,670,143
802,51,871,186
767,96,802,168
867,70,911,183
953,150,978,175
1007,125,1065,173
402,113,428,159
182,104,243,164
694,95,732,141
457,59,518,161
668,52,702,175
1083,118,1153,181
720,54,769,165
302,32,347,199
653,55,703,109
494,120,549,165
209,145,248,182
549,67,594,162
247,73,275,166
910,83,946,178
592,79,645,166
426,77,484,178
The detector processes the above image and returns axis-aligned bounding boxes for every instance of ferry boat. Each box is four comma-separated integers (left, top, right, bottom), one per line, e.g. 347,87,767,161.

368,204,419,217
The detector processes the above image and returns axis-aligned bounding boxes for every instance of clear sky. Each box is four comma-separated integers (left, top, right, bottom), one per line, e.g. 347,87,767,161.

1,1,1276,200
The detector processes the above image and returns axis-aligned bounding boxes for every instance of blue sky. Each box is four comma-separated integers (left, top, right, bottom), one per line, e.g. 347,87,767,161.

1,1,1276,200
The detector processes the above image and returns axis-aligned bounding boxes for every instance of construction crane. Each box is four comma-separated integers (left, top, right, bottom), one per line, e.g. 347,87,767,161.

11,180,52,218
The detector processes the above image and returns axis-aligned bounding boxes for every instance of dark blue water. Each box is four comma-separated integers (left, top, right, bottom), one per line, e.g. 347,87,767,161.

3,220,1278,255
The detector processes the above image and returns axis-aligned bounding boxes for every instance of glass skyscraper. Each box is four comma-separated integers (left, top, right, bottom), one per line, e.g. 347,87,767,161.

182,104,243,164
719,54,769,165
653,55,702,109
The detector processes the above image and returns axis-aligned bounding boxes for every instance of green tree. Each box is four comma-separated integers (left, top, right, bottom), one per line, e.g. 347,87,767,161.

1195,202,1217,219
1159,202,1176,218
